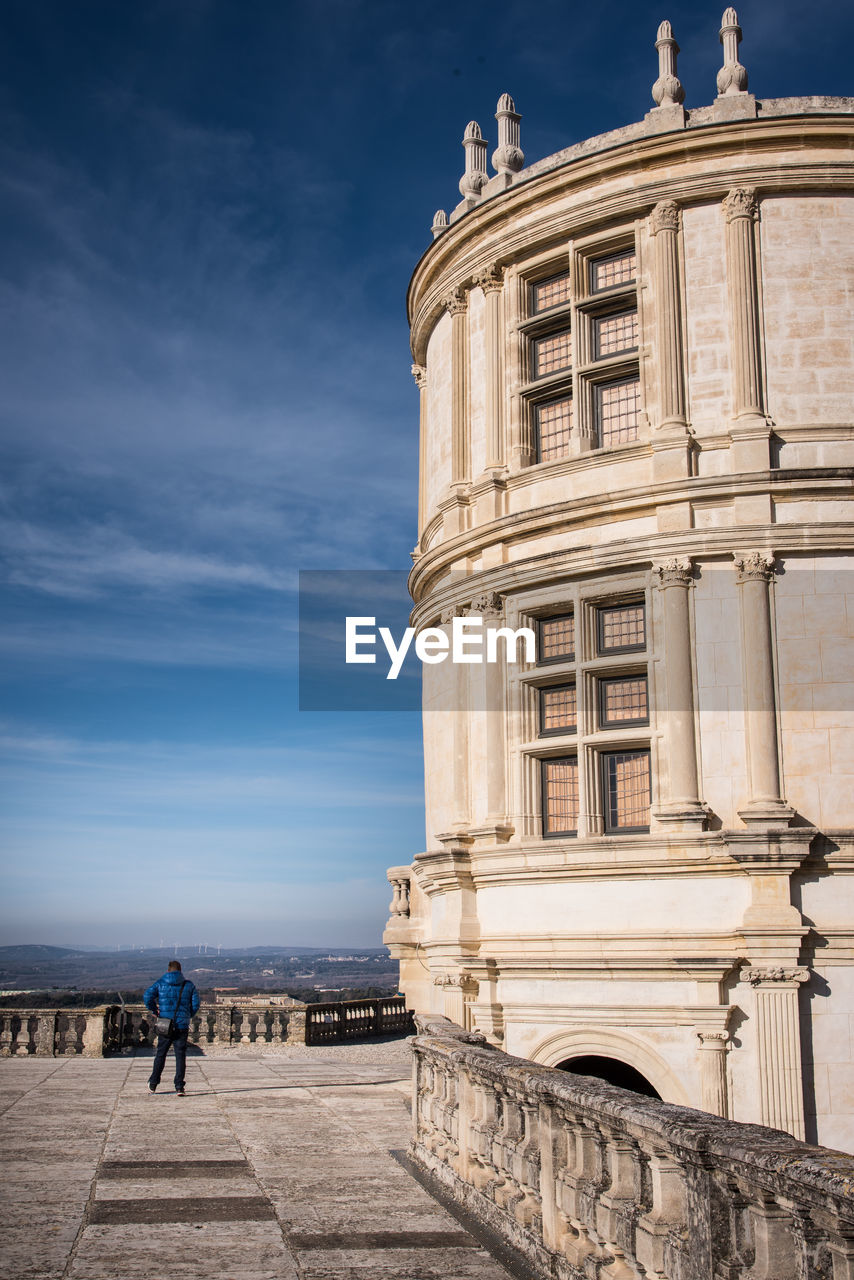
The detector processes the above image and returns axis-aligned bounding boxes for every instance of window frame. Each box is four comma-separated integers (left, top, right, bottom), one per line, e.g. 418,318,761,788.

539,683,578,737
541,755,579,837
588,248,637,295
593,374,643,449
537,613,576,665
592,307,639,362
601,747,651,833
595,600,646,656
598,673,650,729
530,270,572,315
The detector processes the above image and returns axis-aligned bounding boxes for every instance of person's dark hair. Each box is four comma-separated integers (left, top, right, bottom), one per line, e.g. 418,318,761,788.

167,960,182,972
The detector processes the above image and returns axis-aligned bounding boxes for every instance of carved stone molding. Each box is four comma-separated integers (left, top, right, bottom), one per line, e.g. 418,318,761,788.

444,285,468,316
733,550,775,583
439,603,470,625
723,186,758,222
741,967,810,985
649,199,680,235
652,556,693,588
468,591,504,618
411,363,427,390
697,1031,730,1047
476,263,504,294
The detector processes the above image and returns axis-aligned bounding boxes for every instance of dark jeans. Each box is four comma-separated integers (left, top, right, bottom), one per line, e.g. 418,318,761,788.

149,1027,189,1090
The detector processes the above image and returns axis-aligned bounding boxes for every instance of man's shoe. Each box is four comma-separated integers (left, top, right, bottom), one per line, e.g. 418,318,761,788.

176,1088,186,1096
148,1084,157,1093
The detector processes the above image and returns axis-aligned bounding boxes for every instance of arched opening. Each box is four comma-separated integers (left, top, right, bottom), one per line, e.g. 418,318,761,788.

556,1054,661,1098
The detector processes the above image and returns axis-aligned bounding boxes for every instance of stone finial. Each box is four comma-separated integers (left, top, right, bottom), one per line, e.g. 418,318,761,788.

492,93,524,176
459,121,488,202
717,7,748,96
431,209,449,240
652,20,685,106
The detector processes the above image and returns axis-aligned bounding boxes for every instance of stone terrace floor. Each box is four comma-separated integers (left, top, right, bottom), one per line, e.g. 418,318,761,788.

1,1038,516,1280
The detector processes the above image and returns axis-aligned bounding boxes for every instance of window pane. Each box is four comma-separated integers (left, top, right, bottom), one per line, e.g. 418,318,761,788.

534,330,572,377
544,758,579,833
597,378,641,446
604,751,650,829
591,250,637,292
533,273,571,312
601,676,648,724
537,397,573,461
540,614,574,661
542,685,577,733
595,310,638,358
598,603,645,652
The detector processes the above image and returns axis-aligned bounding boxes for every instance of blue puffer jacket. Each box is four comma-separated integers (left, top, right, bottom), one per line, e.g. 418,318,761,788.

143,971,200,1030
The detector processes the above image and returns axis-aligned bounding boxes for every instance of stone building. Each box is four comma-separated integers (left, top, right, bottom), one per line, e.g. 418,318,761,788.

385,10,854,1153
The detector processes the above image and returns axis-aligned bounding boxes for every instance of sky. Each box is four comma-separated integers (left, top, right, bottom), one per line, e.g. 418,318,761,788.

0,0,851,949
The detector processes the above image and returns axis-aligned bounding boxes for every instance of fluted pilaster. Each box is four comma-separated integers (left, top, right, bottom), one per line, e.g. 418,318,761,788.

697,1031,729,1117
477,265,505,469
652,557,707,828
445,287,470,486
742,966,809,1139
733,551,792,827
412,363,428,538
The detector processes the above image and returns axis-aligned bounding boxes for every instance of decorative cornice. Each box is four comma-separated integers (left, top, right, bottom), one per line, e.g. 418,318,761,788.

411,363,427,390
652,556,693,588
741,966,809,985
733,549,775,583
649,199,680,235
723,185,758,222
439,603,470,624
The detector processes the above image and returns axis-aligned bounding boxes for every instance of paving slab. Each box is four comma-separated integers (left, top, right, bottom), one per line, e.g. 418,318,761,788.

0,1047,514,1280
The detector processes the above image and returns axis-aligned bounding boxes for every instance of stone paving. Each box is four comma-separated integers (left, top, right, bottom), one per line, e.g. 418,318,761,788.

1,1041,515,1280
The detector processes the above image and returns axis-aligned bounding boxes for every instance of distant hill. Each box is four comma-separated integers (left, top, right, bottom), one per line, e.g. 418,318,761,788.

0,945,83,965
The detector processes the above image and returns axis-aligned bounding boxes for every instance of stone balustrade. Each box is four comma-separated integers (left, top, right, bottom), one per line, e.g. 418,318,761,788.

0,1002,306,1056
305,995,413,1045
411,1017,854,1280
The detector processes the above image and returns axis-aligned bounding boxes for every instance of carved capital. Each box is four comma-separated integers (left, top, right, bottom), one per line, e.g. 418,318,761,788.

723,186,758,223
742,966,810,986
411,363,427,390
476,263,504,294
444,286,468,317
439,603,469,625
468,591,504,619
697,1031,730,1048
649,200,680,235
733,550,775,583
652,556,693,588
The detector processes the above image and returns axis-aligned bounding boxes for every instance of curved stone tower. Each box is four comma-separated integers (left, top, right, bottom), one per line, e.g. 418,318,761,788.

385,12,854,1152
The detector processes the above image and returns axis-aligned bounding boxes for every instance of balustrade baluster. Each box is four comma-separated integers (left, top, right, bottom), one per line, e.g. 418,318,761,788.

0,1011,14,1056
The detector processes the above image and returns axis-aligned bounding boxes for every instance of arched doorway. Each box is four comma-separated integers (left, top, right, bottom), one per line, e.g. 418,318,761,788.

556,1054,661,1098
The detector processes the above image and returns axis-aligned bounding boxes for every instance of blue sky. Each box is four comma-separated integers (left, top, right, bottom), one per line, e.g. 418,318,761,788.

1,0,851,948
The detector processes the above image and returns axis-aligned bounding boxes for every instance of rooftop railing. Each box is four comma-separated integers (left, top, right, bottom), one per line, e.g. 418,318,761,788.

411,1016,854,1280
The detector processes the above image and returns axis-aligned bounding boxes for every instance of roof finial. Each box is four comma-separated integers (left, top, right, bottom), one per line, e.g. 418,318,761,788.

651,20,685,107
459,121,488,204
431,209,449,240
717,7,748,96
492,93,524,177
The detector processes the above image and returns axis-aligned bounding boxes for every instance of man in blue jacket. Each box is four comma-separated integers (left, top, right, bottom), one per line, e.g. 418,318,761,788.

144,960,200,1096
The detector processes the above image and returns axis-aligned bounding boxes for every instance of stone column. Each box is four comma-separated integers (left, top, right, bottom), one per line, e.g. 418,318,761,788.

412,363,428,538
441,605,471,830
697,1031,729,1117
471,591,508,827
477,266,505,469
723,187,770,467
734,551,792,827
650,201,687,433
652,557,707,828
742,966,809,1140
446,287,470,486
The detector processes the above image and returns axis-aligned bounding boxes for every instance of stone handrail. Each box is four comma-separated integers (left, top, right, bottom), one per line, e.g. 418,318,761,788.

0,1003,307,1056
411,1016,854,1280
305,995,414,1044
